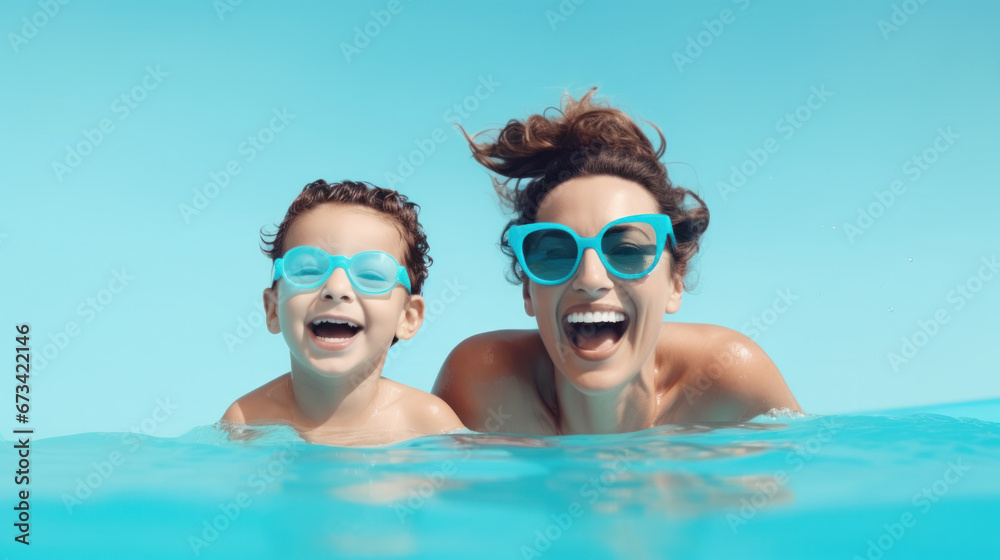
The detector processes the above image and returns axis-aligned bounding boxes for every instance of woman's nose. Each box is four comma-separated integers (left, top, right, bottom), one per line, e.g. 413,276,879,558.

571,248,614,295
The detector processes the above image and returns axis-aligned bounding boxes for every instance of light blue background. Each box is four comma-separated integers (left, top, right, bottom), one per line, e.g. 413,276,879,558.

1,0,997,438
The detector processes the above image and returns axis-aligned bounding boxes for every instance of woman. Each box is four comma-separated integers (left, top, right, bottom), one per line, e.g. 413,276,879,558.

433,89,800,435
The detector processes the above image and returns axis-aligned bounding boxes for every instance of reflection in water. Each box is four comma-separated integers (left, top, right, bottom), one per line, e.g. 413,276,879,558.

215,417,842,554
216,419,447,447
23,412,1000,559
327,429,797,527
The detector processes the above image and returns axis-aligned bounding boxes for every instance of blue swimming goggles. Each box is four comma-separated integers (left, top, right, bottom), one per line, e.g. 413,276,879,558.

273,246,412,294
507,214,675,285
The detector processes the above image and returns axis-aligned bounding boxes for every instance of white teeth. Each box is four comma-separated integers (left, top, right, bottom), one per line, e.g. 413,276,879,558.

566,311,626,324
311,318,360,328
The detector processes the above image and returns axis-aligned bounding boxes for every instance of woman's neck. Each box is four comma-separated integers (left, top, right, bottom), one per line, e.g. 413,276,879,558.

287,356,384,428
553,358,662,435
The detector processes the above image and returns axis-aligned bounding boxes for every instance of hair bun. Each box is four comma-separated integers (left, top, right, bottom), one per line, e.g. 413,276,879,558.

465,88,661,181
463,87,710,292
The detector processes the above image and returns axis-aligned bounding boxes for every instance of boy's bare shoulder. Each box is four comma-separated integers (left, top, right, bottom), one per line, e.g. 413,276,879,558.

220,374,294,426
378,378,465,434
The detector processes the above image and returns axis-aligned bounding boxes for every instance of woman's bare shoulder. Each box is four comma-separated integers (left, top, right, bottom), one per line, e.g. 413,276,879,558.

433,330,543,387
432,330,549,432
657,323,801,422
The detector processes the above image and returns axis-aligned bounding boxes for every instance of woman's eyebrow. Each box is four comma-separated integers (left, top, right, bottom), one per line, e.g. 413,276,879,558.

605,224,655,240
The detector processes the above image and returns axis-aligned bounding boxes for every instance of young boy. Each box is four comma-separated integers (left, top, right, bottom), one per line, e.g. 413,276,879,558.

221,179,464,445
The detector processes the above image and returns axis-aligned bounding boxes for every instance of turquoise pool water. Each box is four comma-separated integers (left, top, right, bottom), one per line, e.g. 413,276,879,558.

7,400,1000,559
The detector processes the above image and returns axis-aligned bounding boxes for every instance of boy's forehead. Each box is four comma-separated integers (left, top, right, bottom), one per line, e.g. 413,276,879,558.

285,204,406,257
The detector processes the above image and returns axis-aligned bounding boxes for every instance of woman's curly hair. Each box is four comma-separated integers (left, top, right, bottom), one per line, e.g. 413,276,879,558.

462,88,709,290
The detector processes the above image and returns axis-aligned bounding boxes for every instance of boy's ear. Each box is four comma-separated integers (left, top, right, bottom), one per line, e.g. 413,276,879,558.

263,287,281,334
522,282,535,317
395,294,425,341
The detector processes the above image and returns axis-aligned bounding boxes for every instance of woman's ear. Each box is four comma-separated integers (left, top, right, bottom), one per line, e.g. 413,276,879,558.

264,287,281,334
665,275,683,315
396,295,426,340
522,282,536,317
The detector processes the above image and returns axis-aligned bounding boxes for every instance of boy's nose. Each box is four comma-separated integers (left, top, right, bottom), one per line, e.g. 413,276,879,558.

571,248,613,296
320,267,355,302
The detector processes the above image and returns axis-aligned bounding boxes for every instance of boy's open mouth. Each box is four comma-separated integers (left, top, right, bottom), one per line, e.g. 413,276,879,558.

562,311,629,353
309,317,363,341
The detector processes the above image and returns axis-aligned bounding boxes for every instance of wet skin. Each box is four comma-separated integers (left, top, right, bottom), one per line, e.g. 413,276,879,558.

433,176,800,435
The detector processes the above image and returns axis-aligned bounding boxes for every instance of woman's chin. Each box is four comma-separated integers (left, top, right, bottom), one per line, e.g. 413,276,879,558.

560,366,632,395
554,340,655,395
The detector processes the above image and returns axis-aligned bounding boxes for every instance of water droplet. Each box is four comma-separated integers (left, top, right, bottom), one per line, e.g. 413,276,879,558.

888,307,894,312
908,257,913,262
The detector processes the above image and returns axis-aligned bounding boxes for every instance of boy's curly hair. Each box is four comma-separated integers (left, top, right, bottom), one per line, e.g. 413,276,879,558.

261,179,432,295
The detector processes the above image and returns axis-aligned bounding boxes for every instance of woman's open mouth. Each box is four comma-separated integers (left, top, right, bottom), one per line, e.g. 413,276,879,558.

562,310,629,359
308,317,363,351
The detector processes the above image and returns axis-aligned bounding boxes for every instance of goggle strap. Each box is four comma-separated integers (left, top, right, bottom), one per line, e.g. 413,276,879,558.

396,267,412,292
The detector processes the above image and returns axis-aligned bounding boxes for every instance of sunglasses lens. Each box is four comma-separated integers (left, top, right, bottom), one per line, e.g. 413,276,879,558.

601,222,660,276
283,247,331,286
522,229,578,282
349,252,399,293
